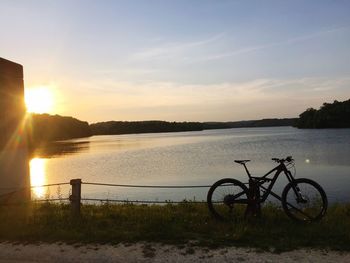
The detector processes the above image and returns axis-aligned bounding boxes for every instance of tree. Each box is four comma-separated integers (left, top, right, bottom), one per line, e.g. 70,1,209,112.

297,99,350,128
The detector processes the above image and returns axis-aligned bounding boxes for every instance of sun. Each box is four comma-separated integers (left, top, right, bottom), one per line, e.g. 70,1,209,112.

25,86,54,114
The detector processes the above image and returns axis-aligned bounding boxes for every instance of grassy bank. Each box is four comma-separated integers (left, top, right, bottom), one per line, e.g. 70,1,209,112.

1,202,350,251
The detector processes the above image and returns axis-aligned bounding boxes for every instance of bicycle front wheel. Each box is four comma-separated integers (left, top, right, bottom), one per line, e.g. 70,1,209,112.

207,178,249,221
282,178,327,222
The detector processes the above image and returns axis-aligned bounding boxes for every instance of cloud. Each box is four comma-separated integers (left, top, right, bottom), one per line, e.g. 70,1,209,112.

54,75,350,122
129,33,225,61
63,76,349,115
193,25,350,62
127,25,350,65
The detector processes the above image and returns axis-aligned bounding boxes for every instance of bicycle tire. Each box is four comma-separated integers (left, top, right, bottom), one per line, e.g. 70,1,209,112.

282,178,327,222
207,178,249,221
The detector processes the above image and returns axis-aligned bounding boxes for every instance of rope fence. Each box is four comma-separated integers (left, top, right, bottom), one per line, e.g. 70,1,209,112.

79,180,210,207
82,181,212,188
33,198,70,202
81,198,206,204
1,178,212,214
31,182,70,188
1,179,341,216
80,181,211,206
0,182,70,191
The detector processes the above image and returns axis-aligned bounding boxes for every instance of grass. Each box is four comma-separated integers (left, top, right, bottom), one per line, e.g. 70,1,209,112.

0,201,350,251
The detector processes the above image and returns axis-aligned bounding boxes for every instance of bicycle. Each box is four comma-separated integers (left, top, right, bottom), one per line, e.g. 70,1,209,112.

207,156,328,222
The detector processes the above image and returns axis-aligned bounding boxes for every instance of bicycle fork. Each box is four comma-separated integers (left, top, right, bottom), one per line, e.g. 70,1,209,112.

287,171,307,203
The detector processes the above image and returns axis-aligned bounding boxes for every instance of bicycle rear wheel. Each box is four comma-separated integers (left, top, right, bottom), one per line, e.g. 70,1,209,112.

282,178,327,222
207,178,249,221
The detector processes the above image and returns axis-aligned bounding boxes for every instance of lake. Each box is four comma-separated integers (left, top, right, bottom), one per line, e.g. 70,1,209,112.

30,126,350,203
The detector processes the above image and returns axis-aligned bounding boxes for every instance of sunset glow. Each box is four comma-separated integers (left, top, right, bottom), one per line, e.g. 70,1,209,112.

25,87,54,114
2,1,350,122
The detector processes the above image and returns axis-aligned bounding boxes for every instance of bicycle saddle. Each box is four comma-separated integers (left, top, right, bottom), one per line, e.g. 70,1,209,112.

234,160,251,164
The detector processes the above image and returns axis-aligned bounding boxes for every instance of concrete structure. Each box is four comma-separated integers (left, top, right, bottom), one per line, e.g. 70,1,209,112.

0,57,30,203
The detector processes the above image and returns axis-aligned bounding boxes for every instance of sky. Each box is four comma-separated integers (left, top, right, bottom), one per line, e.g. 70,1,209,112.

1,0,350,123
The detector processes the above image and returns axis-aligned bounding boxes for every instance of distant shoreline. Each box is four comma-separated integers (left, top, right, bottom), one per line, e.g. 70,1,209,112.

89,118,298,136
27,114,297,148
28,96,350,145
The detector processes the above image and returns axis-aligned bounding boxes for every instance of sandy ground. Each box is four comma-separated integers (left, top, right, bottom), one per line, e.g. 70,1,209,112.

0,242,349,263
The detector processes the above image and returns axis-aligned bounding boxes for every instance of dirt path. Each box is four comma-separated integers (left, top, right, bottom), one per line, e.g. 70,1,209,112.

0,242,349,263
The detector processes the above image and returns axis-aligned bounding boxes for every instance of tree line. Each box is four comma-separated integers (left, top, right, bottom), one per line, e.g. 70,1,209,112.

90,121,204,135
27,114,296,145
25,98,349,146
203,118,297,130
90,119,298,135
297,99,350,128
27,113,91,147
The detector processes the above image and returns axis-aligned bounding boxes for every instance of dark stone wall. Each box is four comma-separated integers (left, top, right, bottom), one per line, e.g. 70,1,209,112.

0,57,26,149
0,57,30,202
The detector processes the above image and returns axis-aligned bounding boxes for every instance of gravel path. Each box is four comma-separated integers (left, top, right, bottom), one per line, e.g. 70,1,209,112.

0,242,349,263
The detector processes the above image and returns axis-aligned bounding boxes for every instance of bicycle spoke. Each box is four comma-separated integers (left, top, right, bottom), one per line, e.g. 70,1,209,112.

207,179,249,220
282,179,327,222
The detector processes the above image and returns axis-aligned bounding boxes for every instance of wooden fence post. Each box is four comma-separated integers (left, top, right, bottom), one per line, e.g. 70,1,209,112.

69,179,81,216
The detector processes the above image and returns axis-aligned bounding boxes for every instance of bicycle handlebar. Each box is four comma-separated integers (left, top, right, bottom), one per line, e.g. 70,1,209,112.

271,156,293,163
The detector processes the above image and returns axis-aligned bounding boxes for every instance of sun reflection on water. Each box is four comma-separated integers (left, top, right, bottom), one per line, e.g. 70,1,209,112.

29,158,47,198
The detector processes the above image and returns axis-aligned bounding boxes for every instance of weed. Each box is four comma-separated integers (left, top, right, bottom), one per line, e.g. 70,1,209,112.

0,202,349,251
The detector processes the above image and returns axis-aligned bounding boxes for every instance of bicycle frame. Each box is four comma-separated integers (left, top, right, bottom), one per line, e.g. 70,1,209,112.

208,158,327,222
241,161,295,203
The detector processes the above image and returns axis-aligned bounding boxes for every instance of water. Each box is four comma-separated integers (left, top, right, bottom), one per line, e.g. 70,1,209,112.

30,127,350,203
